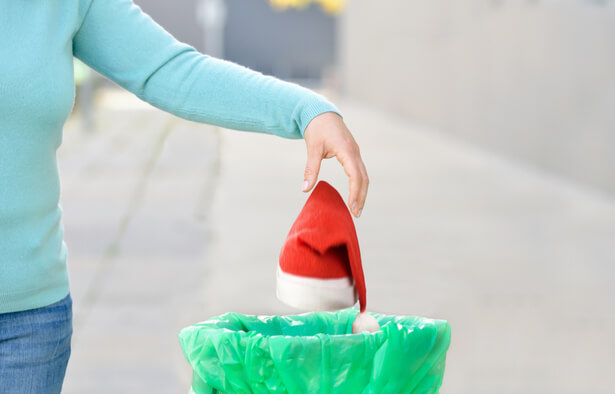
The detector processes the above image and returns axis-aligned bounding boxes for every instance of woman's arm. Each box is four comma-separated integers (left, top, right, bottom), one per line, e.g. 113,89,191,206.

73,0,336,138
73,0,367,214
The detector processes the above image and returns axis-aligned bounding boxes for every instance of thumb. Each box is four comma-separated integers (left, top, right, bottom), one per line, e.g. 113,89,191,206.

303,146,323,192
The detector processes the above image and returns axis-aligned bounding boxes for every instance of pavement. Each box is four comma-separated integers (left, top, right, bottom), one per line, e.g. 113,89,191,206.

59,88,615,393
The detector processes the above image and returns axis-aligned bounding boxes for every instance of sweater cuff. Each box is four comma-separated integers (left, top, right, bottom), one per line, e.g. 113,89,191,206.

297,97,343,137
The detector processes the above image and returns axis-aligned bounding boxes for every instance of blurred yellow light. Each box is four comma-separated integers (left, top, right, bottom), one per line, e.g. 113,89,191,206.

269,0,346,15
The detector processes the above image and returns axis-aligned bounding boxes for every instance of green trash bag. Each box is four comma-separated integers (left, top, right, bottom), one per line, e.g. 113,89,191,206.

178,308,451,394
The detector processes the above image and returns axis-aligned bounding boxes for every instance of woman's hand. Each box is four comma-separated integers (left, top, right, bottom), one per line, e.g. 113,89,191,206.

303,112,369,218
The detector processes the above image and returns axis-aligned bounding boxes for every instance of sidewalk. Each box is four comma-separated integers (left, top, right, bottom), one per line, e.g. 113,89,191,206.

60,89,615,393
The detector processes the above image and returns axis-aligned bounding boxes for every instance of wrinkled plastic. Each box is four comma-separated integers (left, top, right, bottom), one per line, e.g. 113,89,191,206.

179,308,451,394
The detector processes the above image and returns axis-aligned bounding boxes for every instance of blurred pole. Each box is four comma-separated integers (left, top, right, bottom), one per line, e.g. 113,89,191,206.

197,0,227,58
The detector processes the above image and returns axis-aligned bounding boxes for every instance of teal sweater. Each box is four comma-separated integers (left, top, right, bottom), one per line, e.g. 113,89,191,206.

0,0,338,313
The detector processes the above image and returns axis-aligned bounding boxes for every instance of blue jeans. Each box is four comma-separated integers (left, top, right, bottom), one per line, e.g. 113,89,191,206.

0,294,72,394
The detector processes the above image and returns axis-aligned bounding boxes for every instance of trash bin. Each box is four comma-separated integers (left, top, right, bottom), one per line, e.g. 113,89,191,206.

179,308,451,393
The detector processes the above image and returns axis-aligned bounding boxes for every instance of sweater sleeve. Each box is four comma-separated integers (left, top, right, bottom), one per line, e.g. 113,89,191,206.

72,0,340,138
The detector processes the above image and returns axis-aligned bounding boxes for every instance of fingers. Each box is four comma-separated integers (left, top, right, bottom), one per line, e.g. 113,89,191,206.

356,158,369,217
303,145,323,192
338,147,368,218
347,162,363,217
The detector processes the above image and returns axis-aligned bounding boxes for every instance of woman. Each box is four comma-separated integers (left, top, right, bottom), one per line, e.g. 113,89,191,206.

0,0,368,392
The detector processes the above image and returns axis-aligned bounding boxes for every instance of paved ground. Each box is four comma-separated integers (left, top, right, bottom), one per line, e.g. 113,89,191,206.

59,89,615,393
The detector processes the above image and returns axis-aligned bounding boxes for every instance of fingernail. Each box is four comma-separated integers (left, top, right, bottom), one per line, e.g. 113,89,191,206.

352,201,357,211
302,180,310,191
358,209,363,217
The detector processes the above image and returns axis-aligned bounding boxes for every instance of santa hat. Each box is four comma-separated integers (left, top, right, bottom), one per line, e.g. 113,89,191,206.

277,181,367,312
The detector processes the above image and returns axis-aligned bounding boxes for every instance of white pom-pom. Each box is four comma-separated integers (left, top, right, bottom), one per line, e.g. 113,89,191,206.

352,311,380,334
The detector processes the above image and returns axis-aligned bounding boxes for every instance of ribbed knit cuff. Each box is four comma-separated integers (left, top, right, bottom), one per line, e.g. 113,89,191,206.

297,96,343,137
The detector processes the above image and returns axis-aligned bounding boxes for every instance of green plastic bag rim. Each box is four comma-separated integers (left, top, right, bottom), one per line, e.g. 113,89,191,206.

179,308,449,340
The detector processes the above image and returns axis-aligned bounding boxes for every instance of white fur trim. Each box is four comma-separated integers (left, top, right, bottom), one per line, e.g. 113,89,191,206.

276,267,357,311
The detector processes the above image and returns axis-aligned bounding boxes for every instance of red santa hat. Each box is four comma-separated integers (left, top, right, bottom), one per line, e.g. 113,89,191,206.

277,181,367,312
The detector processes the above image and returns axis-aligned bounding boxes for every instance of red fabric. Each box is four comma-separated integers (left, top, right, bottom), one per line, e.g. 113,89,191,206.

279,181,367,312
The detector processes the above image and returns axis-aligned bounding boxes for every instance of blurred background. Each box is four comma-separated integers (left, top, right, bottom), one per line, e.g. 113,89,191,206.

62,1,615,393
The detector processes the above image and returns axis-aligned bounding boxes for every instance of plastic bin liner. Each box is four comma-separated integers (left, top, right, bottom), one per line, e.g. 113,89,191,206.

179,308,451,394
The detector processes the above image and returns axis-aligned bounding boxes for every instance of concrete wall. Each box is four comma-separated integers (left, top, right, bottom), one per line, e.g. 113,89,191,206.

339,1,615,194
